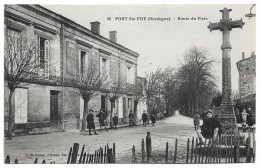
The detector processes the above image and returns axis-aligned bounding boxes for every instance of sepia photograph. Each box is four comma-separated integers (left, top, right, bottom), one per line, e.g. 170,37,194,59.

2,1,257,164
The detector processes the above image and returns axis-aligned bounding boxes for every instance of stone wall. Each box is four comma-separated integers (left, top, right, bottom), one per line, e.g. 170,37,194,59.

237,53,256,98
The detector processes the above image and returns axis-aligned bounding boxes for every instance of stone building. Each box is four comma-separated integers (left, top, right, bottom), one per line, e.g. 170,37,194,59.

236,52,256,100
4,5,139,135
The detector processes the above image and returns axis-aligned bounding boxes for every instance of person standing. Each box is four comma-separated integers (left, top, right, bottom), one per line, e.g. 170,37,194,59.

142,110,148,127
193,111,201,130
96,109,109,131
129,110,134,127
241,108,248,132
196,110,222,145
150,113,156,127
247,107,254,129
112,113,119,129
86,110,98,135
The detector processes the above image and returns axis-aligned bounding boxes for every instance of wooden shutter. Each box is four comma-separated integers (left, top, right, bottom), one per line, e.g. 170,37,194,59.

44,40,50,79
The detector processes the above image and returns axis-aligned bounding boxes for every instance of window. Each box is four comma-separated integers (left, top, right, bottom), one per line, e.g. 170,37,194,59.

38,37,50,79
128,98,131,108
127,67,131,84
101,57,109,79
80,51,87,74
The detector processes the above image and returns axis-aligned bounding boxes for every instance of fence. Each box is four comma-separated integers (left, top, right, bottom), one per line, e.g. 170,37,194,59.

5,130,255,164
67,142,116,163
131,130,255,163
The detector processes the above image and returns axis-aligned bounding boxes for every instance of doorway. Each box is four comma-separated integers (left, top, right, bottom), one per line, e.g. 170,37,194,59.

50,90,59,129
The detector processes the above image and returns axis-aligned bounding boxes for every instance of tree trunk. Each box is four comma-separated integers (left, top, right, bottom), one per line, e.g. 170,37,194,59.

110,99,115,128
7,90,14,140
134,100,138,124
81,98,89,132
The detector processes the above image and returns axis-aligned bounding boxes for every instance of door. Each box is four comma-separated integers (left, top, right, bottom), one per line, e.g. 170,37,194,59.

50,91,59,129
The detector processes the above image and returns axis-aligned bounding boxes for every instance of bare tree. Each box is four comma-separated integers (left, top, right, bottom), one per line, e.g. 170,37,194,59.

144,67,162,117
178,47,215,116
161,67,179,116
4,28,39,139
105,78,126,128
75,63,108,132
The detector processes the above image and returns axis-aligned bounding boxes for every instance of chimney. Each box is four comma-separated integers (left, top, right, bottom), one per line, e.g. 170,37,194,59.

90,22,100,35
251,51,255,57
109,31,117,43
242,52,245,59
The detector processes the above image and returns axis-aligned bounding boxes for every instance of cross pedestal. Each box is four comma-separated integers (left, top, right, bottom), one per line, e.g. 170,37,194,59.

208,8,244,135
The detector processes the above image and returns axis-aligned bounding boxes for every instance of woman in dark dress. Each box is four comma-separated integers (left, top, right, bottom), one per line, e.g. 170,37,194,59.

86,110,98,135
113,113,119,129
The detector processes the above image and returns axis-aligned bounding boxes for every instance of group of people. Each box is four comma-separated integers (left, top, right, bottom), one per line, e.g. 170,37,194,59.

86,109,158,135
128,110,156,127
141,110,156,127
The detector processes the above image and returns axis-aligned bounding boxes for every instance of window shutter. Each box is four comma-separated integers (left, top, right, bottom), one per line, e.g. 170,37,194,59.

44,40,50,79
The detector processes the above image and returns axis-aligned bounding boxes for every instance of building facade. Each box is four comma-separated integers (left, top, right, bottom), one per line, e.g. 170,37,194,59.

236,52,256,99
4,5,139,135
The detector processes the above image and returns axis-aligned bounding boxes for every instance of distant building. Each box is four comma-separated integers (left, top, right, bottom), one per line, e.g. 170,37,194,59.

4,5,139,135
236,52,256,101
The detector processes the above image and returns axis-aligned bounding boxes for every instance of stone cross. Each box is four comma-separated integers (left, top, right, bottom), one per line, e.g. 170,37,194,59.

208,8,244,106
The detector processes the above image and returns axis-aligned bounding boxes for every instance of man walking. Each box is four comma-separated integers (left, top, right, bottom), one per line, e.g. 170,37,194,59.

86,110,98,135
96,109,109,131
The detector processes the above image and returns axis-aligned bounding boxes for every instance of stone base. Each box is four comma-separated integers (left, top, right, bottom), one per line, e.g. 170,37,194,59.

213,105,237,133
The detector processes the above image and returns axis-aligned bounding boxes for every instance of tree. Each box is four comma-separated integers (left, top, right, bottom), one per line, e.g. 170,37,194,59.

130,77,144,123
76,63,108,132
4,28,39,139
105,78,126,128
144,67,162,117
161,67,179,116
178,47,215,116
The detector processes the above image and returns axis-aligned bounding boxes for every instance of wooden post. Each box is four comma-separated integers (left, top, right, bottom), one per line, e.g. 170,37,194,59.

5,155,10,164
14,159,18,164
146,132,152,163
198,138,202,163
67,147,72,164
34,158,38,164
225,134,228,163
82,153,86,163
252,130,256,163
71,143,79,163
205,139,210,163
101,147,103,163
79,145,85,163
246,138,251,163
165,142,168,163
104,146,107,163
186,138,190,163
142,138,145,162
132,145,136,163
86,153,90,163
194,138,198,163
94,150,97,163
113,142,116,163
107,148,113,163
190,137,194,163
173,138,178,163
201,139,207,163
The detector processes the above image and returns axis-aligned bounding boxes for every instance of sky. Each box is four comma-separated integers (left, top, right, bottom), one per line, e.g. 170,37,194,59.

42,4,256,92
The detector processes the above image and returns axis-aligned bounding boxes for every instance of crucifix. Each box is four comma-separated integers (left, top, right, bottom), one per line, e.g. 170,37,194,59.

208,8,244,107
208,8,244,132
